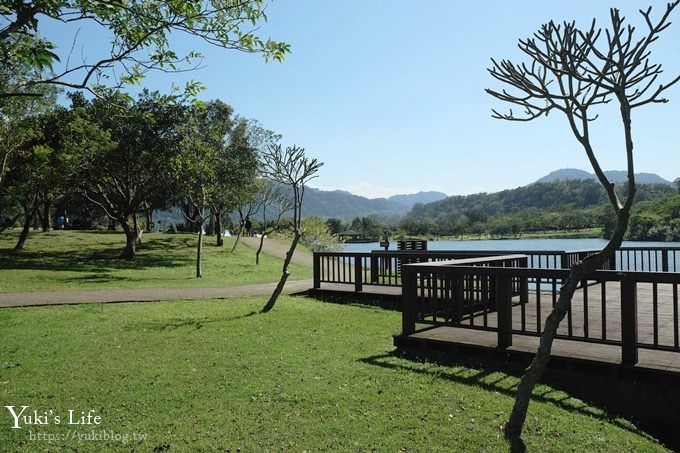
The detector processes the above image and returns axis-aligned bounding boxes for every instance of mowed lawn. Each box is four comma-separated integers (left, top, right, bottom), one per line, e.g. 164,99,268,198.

0,296,666,452
0,230,311,292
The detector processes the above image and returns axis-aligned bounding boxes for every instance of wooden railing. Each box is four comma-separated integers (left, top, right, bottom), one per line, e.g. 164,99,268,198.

313,252,372,292
313,248,605,290
401,263,680,363
616,246,680,273
312,247,680,292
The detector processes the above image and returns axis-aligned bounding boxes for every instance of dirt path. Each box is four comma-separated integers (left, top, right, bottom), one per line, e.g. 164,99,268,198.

240,236,313,267
0,238,314,309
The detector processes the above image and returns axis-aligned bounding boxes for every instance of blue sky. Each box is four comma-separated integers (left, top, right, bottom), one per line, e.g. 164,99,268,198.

44,1,680,198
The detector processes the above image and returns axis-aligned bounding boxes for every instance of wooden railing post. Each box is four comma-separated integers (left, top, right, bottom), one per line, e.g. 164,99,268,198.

662,249,669,273
560,252,569,269
496,275,513,349
621,276,638,365
370,253,378,283
313,253,321,289
519,256,529,305
454,274,464,322
609,253,617,271
402,267,418,335
354,255,363,293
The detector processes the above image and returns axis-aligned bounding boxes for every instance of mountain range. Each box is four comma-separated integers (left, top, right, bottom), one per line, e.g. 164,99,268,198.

536,168,672,185
300,169,672,220
300,188,448,220
159,168,673,224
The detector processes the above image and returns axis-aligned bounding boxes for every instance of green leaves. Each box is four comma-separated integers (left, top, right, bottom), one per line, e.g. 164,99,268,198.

2,0,291,96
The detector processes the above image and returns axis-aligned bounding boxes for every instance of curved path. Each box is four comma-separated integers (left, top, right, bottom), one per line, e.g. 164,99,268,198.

0,238,313,309
240,236,313,267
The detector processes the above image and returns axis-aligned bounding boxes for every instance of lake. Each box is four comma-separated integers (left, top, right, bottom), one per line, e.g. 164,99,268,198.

343,238,680,253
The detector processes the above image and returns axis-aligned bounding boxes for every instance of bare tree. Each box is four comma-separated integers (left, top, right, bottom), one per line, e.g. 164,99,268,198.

486,2,680,438
254,180,293,265
229,196,260,253
260,144,322,312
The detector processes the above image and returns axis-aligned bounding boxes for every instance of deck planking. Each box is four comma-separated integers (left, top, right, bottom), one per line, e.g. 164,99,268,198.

315,280,680,373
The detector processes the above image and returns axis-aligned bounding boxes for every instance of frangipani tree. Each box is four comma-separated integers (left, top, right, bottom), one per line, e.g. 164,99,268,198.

486,2,680,437
260,144,322,312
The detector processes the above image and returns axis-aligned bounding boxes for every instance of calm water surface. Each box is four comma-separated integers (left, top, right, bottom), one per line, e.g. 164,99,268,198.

343,238,680,253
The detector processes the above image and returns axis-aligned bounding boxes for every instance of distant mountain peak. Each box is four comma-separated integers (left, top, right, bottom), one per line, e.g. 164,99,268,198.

536,168,671,185
387,191,448,207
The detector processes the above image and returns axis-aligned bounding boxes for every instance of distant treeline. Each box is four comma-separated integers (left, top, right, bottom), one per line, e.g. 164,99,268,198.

335,179,679,240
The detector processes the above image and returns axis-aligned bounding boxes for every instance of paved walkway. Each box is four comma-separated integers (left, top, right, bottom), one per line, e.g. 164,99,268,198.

0,238,313,309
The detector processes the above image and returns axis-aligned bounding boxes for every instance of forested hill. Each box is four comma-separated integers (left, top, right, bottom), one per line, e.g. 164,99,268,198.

301,188,407,219
405,179,674,232
537,168,672,185
294,188,448,220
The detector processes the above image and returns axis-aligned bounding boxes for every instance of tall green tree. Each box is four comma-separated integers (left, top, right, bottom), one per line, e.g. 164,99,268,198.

68,91,186,259
486,2,680,438
3,115,45,249
0,78,57,188
213,117,259,249
172,101,259,276
0,87,62,246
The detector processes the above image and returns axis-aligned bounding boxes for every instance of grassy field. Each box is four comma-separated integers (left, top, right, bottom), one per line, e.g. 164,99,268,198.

0,296,666,451
0,230,311,292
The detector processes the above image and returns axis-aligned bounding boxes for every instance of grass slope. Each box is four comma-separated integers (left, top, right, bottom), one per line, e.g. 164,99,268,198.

0,231,311,292
0,296,665,451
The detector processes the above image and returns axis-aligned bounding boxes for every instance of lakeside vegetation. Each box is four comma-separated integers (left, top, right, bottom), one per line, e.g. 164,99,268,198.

0,231,311,293
628,194,680,241
317,180,679,244
0,296,667,451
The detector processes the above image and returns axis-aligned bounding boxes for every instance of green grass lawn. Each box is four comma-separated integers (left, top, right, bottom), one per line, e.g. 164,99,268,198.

0,230,311,292
0,296,666,451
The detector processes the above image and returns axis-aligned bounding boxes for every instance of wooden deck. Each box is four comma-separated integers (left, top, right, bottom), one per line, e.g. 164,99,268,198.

313,281,680,373
398,281,680,374
311,249,680,448
401,325,680,373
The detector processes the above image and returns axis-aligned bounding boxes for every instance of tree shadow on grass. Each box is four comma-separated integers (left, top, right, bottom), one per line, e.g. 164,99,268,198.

0,236,193,273
131,311,259,332
359,352,646,444
63,274,128,284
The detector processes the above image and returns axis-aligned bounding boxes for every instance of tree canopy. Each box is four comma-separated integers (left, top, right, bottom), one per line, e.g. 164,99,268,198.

1,0,290,98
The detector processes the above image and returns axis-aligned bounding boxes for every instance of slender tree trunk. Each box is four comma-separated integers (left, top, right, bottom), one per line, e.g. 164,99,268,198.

206,213,214,235
256,232,267,265
31,208,40,230
256,206,267,264
14,202,34,250
261,230,300,312
256,236,265,265
230,222,243,253
145,207,153,232
0,213,21,234
120,219,136,260
133,213,143,244
35,206,44,230
215,210,223,247
196,222,204,278
505,209,630,437
41,197,51,232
